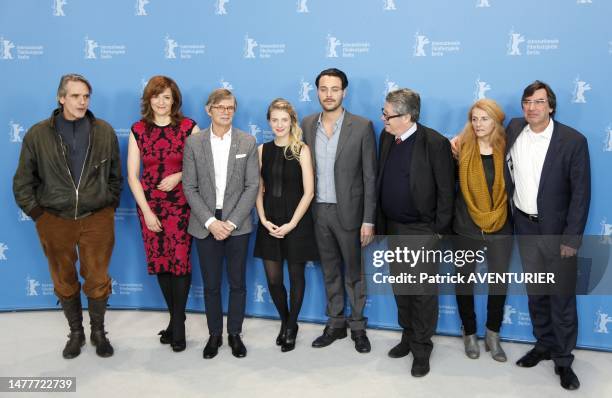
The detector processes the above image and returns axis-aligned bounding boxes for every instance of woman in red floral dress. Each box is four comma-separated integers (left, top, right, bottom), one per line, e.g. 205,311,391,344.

127,76,199,352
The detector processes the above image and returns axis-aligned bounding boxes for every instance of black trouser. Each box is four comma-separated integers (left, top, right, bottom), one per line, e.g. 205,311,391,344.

195,212,250,336
514,210,578,367
387,220,439,361
453,234,512,335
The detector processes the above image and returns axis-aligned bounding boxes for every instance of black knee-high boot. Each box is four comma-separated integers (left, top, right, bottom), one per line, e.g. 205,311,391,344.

157,273,173,344
88,296,114,358
59,294,85,359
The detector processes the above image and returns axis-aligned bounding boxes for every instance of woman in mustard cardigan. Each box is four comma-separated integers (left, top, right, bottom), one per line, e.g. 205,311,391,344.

453,99,513,362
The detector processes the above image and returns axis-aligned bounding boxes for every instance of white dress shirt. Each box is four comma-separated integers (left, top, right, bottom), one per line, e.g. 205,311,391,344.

510,118,554,215
205,126,233,229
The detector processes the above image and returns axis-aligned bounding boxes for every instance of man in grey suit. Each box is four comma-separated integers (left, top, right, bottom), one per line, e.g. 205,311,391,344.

183,88,259,359
301,68,377,353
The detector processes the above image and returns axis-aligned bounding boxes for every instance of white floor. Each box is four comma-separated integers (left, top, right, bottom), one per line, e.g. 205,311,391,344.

1,310,611,398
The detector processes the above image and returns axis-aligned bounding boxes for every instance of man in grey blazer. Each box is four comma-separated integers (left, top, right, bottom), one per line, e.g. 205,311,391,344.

183,88,259,359
301,68,377,353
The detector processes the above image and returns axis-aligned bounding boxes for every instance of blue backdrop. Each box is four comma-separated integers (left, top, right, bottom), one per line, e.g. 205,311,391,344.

1,0,612,351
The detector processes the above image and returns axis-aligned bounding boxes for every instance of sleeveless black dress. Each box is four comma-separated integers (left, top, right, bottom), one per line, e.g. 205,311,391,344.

254,142,319,262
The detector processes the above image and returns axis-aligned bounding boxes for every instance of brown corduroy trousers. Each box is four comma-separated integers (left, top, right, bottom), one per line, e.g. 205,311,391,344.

35,207,115,300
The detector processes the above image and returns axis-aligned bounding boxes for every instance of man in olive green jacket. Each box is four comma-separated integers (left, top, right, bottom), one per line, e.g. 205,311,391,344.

13,74,122,359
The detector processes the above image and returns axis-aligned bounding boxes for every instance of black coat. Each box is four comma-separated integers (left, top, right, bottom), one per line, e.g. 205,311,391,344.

376,123,455,235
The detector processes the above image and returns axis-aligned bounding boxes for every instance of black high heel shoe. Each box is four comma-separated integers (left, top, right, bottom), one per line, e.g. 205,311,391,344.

281,324,298,352
276,321,287,346
171,339,186,352
158,328,172,345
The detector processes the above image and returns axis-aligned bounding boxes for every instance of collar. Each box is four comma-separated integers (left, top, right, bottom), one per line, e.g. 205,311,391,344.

396,122,418,142
316,109,346,131
525,118,554,140
210,125,232,141
49,108,96,129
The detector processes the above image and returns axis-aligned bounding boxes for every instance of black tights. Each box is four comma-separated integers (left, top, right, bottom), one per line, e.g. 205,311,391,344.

263,261,305,329
157,273,191,342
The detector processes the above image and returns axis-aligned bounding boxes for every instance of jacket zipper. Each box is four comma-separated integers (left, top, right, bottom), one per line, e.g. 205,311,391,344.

57,130,92,220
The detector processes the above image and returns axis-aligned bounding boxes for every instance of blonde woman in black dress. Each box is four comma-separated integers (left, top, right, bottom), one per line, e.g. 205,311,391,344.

254,98,318,352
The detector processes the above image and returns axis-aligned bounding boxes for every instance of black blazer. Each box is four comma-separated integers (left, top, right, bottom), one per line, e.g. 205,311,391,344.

376,123,455,235
504,117,591,248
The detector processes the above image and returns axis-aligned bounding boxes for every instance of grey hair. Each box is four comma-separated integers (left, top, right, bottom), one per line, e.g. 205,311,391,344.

56,74,92,106
385,88,420,123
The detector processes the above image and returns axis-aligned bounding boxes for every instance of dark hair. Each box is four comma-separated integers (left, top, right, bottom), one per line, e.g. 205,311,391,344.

315,68,348,89
522,80,556,117
141,75,184,126
57,73,92,107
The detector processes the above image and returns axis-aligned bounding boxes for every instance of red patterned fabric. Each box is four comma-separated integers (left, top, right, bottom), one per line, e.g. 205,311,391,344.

131,118,196,275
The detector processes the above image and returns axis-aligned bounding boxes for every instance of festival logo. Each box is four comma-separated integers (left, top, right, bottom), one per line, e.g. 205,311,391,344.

299,78,314,102
26,276,40,296
9,120,24,143
220,78,233,90
164,35,205,59
384,77,399,98
111,277,144,295
507,29,525,56
326,33,370,58
244,34,285,59
296,0,309,13
135,0,149,16
0,36,15,59
0,243,8,261
114,207,138,221
413,30,460,57
215,0,229,15
413,32,429,57
474,77,491,100
507,28,559,56
600,217,612,244
572,76,591,104
53,0,67,16
594,309,612,333
603,125,612,152
244,34,258,58
254,284,268,303
84,36,127,60
502,304,517,324
25,276,54,296
1,36,44,60
383,0,397,11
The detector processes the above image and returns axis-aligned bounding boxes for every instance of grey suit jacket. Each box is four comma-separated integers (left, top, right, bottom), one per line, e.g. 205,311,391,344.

183,127,259,239
301,111,377,230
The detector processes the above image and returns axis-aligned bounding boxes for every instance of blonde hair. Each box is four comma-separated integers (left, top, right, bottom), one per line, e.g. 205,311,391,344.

458,98,506,160
266,98,304,161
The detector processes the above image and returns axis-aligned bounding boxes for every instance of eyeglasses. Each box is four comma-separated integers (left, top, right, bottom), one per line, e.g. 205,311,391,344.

381,108,406,121
521,99,548,108
211,105,236,113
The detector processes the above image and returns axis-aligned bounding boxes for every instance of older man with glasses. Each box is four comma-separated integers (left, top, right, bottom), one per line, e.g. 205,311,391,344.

183,88,259,359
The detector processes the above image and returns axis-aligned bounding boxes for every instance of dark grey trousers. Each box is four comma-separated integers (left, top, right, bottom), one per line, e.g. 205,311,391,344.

313,204,367,331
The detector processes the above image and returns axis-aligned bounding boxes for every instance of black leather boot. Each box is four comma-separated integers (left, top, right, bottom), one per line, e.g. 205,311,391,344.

59,295,85,359
88,297,114,358
281,324,298,352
